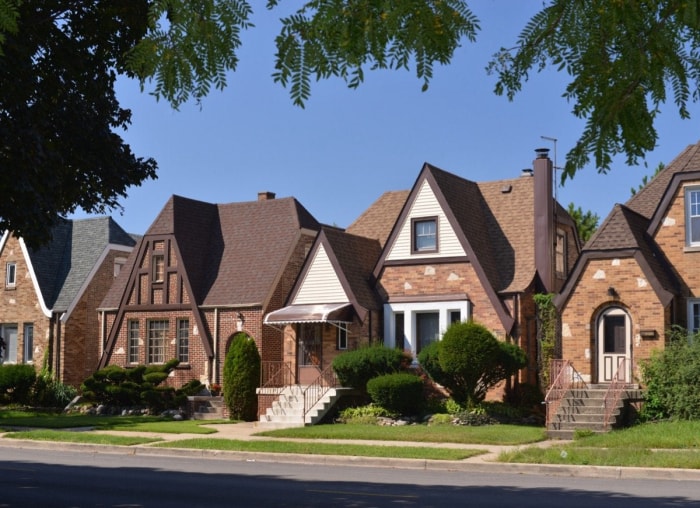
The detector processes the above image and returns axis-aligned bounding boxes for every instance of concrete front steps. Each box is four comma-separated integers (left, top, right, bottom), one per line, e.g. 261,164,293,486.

189,396,225,420
547,385,643,439
257,385,347,429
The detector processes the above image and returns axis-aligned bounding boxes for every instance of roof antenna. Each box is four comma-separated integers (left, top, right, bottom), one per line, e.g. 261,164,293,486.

540,135,560,202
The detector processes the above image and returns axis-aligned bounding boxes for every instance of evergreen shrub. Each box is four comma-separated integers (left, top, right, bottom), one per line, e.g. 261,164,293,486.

366,372,424,415
0,364,36,404
332,345,407,392
223,333,261,421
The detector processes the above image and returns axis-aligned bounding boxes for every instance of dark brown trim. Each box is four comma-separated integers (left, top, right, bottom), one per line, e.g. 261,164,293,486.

410,216,439,254
648,170,700,237
388,293,469,303
381,256,469,267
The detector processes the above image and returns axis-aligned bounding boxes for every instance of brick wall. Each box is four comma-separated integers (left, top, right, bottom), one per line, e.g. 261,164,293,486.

560,256,666,382
377,262,507,337
0,235,51,372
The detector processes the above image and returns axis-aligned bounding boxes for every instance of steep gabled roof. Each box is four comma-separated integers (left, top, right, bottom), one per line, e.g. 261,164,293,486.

626,141,700,219
552,139,700,312
346,190,410,247
26,217,136,314
319,227,383,317
101,194,322,310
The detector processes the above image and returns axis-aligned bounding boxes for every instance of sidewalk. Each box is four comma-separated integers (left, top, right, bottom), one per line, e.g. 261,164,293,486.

2,422,700,481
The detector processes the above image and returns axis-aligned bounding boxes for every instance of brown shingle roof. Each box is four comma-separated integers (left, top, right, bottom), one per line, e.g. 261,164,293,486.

321,227,383,315
100,194,321,309
626,140,700,219
346,190,409,247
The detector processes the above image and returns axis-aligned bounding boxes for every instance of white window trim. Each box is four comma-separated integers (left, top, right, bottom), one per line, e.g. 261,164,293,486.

5,262,16,288
383,300,470,358
688,299,700,335
337,324,348,350
685,186,700,247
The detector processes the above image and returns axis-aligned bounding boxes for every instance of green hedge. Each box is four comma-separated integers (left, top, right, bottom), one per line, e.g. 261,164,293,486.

366,372,424,415
332,345,408,392
0,364,36,404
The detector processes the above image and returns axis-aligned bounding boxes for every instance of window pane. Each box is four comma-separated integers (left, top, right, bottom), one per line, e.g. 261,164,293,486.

1,325,18,363
6,263,16,287
148,320,168,364
153,255,165,282
23,324,33,363
128,321,140,364
394,313,405,351
416,312,439,353
688,190,700,245
337,325,347,350
178,319,189,363
691,302,700,334
414,219,436,251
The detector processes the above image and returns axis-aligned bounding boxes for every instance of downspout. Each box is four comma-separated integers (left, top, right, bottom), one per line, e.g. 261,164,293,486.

213,308,219,384
48,314,55,376
55,314,62,382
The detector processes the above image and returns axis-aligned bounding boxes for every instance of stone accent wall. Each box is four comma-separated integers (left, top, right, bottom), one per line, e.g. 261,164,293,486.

560,256,666,383
377,262,507,338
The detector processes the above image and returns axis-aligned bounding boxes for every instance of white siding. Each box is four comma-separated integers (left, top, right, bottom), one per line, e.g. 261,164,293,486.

292,244,348,304
386,180,465,261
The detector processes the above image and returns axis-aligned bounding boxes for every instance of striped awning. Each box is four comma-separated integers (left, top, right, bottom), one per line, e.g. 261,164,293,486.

264,303,353,325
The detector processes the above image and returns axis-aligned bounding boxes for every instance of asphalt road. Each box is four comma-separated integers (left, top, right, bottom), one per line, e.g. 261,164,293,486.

1,448,699,508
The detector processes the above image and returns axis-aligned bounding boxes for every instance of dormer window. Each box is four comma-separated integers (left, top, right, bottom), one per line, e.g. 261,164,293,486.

686,187,700,246
412,217,437,253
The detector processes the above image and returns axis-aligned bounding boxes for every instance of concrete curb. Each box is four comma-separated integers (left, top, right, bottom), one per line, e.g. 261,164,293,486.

2,438,700,482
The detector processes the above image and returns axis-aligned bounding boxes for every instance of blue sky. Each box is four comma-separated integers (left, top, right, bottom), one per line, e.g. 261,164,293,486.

71,1,700,235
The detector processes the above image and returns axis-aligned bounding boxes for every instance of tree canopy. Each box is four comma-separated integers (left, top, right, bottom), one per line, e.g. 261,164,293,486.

567,203,599,244
2,1,699,244
489,0,700,182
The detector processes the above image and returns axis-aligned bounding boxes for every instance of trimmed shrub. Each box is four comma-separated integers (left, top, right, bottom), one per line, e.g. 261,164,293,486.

417,340,448,386
332,345,407,392
223,333,261,421
438,321,527,407
0,364,36,404
80,359,201,412
366,372,424,415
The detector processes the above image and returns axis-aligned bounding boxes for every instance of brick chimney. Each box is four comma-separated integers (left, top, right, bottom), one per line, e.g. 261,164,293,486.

257,191,276,201
533,148,555,292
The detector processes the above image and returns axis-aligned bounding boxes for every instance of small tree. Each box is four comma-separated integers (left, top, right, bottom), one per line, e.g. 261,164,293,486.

436,321,527,407
223,333,261,421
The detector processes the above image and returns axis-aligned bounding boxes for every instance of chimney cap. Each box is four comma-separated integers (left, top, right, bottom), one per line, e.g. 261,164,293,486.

257,191,276,201
535,147,550,159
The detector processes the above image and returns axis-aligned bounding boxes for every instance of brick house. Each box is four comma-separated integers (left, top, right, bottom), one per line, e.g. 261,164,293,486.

97,192,321,392
263,191,408,386
0,217,136,386
375,152,580,389
555,141,700,385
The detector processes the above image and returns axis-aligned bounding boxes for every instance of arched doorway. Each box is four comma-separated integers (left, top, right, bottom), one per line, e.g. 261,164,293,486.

596,307,631,383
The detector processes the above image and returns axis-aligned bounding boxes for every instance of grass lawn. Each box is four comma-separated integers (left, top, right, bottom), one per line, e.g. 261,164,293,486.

498,420,700,469
155,438,485,461
0,409,224,434
4,429,161,446
257,423,546,445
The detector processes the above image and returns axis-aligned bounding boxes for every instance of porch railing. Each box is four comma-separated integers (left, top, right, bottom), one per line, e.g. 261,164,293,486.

544,359,588,428
260,361,295,395
303,365,340,418
602,358,628,430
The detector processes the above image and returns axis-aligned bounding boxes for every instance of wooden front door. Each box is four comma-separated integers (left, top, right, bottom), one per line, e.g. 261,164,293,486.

298,323,322,385
597,308,631,383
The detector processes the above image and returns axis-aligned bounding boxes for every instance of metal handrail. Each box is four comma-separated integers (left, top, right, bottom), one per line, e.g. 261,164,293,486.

302,365,340,418
544,359,589,428
602,358,628,430
260,361,295,395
